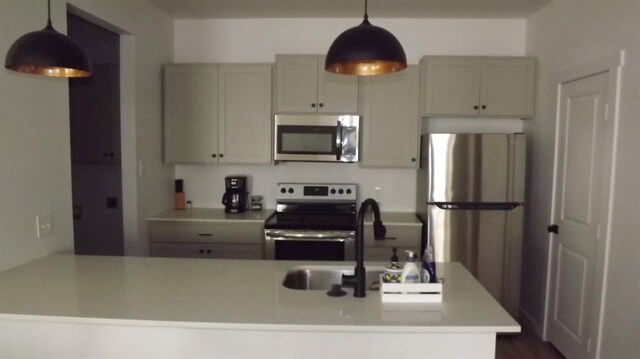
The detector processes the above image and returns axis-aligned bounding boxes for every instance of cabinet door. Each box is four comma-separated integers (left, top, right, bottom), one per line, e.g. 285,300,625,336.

218,65,272,164
361,66,420,168
163,65,218,163
151,242,262,259
480,57,536,117
363,223,422,249
317,56,359,113
421,57,481,116
274,55,319,113
70,65,120,164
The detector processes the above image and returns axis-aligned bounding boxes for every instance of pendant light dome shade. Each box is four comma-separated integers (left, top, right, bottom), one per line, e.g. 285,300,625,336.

4,1,92,78
325,1,406,76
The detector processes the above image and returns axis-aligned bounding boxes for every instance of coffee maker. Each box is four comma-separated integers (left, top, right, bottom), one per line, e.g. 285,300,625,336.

222,176,248,213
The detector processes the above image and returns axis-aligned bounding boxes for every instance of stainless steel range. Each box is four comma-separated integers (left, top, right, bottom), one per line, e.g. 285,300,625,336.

264,183,357,260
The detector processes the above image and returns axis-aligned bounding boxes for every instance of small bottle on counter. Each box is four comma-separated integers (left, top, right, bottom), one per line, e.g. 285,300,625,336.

422,244,437,283
174,179,186,210
400,250,420,283
383,248,402,283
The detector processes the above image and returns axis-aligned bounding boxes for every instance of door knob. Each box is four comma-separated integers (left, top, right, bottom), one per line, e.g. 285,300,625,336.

547,224,559,234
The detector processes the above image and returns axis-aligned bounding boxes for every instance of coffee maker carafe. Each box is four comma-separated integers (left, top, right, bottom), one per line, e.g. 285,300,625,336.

222,176,248,213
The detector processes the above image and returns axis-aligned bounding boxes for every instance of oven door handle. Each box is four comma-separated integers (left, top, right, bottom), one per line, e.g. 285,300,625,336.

265,230,354,242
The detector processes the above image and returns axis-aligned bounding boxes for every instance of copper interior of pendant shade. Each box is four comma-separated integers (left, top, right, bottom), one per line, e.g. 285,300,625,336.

6,64,92,78
325,60,407,76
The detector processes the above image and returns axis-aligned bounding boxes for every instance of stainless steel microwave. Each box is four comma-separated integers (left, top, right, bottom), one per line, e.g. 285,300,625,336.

274,114,359,163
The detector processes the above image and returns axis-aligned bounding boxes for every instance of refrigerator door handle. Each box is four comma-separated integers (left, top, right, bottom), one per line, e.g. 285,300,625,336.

433,203,521,210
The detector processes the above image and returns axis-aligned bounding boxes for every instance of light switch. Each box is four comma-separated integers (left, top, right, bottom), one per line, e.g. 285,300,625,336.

36,213,54,238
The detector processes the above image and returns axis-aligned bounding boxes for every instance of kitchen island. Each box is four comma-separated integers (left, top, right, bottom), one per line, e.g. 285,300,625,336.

0,255,519,358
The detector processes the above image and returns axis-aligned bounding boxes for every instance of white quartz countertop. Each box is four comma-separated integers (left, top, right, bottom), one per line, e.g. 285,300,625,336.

0,255,518,333
148,208,273,223
148,208,421,226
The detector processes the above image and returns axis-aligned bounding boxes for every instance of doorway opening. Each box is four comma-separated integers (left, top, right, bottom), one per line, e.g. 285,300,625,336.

68,12,124,255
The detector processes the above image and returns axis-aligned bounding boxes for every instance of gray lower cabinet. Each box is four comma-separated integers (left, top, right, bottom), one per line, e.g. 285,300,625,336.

151,242,262,259
363,223,422,261
149,221,263,259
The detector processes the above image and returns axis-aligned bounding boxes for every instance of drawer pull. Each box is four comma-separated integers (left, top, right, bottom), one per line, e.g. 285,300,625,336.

198,233,213,237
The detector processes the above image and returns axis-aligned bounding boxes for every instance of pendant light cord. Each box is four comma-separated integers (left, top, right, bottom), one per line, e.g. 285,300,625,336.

46,0,53,29
364,0,369,21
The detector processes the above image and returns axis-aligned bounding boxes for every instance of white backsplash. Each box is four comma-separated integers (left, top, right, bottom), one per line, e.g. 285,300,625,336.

175,162,418,212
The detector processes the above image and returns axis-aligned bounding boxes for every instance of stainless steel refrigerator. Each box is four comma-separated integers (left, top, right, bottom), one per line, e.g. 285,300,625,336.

416,133,525,319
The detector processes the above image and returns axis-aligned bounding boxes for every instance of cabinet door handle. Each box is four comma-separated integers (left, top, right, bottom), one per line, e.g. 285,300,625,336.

318,103,324,108
311,103,316,108
199,249,204,254
212,154,217,158
411,158,416,162
474,105,479,110
481,105,486,109
219,153,224,158
198,233,213,237
206,249,212,254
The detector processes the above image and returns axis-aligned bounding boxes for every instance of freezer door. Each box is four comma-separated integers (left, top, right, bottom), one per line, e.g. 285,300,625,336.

427,133,525,203
427,204,524,316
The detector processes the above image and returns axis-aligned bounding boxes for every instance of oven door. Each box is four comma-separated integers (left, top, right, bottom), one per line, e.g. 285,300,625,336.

264,229,355,260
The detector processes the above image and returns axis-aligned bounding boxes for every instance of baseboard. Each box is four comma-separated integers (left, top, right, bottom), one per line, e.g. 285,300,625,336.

519,308,543,338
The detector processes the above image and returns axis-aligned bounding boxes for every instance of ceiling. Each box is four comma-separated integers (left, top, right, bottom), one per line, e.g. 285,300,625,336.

148,0,553,19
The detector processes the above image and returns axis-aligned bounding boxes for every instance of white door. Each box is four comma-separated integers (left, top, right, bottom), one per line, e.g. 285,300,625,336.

547,72,609,358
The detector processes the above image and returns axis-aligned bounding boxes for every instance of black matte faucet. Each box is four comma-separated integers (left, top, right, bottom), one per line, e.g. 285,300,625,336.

342,198,386,297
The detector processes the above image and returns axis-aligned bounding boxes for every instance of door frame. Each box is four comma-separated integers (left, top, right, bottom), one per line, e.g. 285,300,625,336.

543,51,625,358
67,5,139,255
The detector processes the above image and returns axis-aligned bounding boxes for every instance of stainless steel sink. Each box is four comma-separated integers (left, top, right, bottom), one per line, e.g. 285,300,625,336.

282,265,383,290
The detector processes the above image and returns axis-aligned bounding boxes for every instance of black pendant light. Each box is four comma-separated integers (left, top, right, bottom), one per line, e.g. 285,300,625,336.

4,0,92,78
325,0,407,76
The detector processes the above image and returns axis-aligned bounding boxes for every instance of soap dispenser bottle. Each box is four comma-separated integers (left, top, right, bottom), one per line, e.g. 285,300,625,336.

400,250,420,283
422,244,437,283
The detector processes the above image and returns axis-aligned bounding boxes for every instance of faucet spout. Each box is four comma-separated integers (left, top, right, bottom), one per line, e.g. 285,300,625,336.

343,198,386,297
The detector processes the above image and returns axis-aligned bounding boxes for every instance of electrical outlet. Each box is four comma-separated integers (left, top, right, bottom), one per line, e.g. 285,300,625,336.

36,213,54,238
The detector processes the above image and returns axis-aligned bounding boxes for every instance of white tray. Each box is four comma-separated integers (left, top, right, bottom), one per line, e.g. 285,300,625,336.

379,275,443,303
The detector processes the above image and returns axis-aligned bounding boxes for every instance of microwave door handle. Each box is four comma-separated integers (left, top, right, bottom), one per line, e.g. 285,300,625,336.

336,121,343,161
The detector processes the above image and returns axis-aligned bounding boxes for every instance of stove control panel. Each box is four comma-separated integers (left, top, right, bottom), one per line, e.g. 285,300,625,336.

276,183,357,202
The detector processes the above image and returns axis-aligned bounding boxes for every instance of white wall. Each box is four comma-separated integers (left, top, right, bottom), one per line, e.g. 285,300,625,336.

173,18,527,211
525,1,640,357
0,0,174,271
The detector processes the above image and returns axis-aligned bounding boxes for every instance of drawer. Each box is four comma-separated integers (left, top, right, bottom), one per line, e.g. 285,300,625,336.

151,242,263,259
149,221,262,244
363,224,421,248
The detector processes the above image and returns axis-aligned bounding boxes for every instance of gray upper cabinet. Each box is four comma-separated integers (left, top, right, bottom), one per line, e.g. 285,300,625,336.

163,64,272,164
421,56,535,118
218,65,272,164
361,66,420,168
274,55,359,114
164,64,218,163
